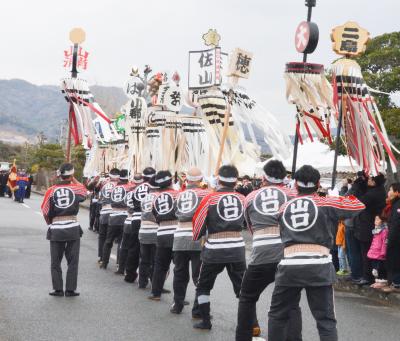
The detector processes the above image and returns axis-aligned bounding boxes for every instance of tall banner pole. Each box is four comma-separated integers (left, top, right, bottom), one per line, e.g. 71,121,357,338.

291,0,317,175
65,28,86,162
331,97,344,189
330,22,371,188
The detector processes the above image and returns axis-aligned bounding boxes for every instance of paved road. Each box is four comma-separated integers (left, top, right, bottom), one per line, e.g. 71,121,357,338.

1,194,400,341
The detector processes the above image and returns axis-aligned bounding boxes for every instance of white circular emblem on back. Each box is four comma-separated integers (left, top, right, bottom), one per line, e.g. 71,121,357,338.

154,192,174,215
134,183,150,202
254,187,287,216
217,194,243,222
282,197,318,232
101,182,114,199
125,191,135,208
142,193,155,213
53,187,75,209
111,186,127,203
177,190,198,214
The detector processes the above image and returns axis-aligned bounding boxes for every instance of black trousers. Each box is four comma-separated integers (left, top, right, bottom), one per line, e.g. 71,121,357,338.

102,224,123,266
151,246,173,296
173,251,201,311
268,285,337,341
196,261,246,321
119,232,140,277
360,240,374,283
89,201,97,229
98,222,108,260
50,239,80,291
236,263,302,341
139,243,156,287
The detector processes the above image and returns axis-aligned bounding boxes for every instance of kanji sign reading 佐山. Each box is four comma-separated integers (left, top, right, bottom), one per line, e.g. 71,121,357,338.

331,21,370,57
188,47,223,89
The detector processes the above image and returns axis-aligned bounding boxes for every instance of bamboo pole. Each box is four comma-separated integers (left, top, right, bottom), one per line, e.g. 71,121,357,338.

214,102,231,175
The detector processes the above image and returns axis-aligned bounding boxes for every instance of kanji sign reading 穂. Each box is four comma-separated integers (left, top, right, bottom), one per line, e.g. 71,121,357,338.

228,48,253,79
331,21,370,57
188,47,224,89
294,21,319,54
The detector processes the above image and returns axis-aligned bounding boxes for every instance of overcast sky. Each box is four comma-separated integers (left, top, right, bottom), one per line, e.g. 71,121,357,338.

1,0,398,133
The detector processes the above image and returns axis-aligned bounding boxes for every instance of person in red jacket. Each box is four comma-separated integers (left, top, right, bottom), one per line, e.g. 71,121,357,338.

268,165,365,341
41,163,87,297
192,165,246,330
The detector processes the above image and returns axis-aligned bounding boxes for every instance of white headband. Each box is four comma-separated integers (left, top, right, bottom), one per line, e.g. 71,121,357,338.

219,175,237,183
265,175,283,184
109,174,120,179
155,176,172,184
120,176,128,180
187,174,203,182
297,181,317,188
62,168,74,176
142,172,156,178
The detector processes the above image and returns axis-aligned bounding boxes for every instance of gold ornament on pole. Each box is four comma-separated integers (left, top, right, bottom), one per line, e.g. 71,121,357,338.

202,29,221,47
69,27,86,44
330,21,369,57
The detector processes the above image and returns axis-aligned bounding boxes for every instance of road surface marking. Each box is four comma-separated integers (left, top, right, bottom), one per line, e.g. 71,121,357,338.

35,211,42,215
22,204,30,209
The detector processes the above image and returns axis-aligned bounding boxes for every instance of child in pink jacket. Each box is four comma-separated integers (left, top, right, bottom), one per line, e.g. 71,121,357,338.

368,215,389,288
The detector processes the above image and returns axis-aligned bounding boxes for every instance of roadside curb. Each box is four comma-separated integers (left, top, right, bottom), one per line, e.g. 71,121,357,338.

334,277,400,308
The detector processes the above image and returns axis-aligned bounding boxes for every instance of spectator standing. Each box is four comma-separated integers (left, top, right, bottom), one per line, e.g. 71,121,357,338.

336,221,349,276
344,171,368,282
353,173,387,285
384,183,400,292
15,169,29,203
339,178,353,196
367,215,388,288
0,170,9,197
236,175,253,197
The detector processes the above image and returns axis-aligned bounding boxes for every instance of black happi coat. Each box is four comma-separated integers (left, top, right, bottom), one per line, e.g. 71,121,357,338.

193,187,246,264
387,197,400,273
354,185,387,242
41,181,86,241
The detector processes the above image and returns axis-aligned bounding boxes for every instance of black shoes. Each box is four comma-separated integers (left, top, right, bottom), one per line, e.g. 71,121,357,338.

99,263,107,269
193,320,212,330
161,288,171,294
192,312,213,320
114,270,124,275
124,274,137,283
49,290,79,297
170,303,183,314
147,294,161,301
357,279,371,286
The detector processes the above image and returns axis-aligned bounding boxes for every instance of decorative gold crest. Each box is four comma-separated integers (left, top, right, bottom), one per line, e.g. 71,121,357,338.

331,21,370,57
202,29,221,47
